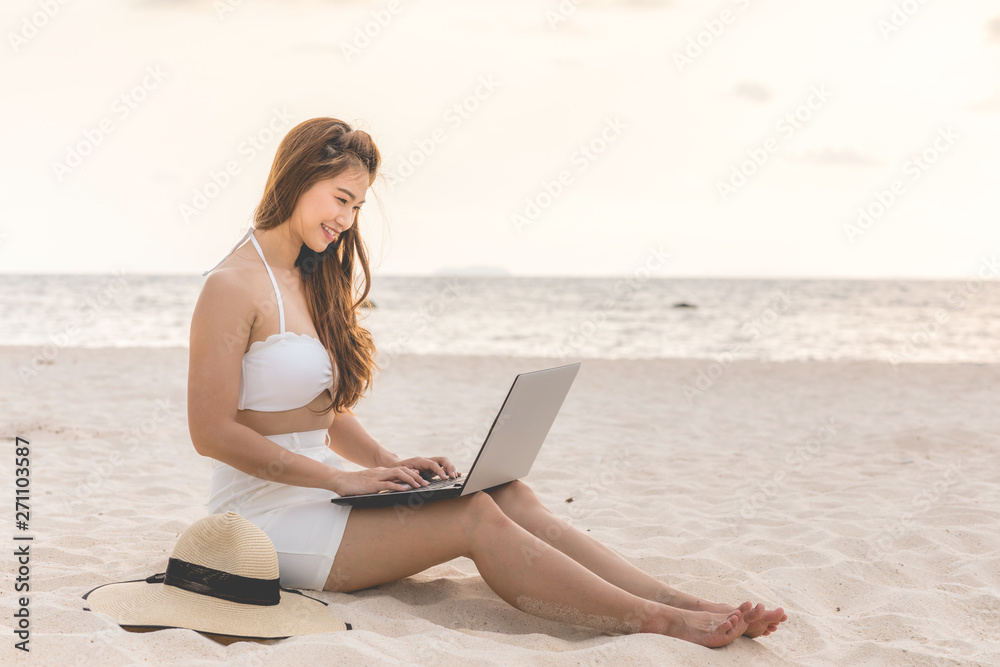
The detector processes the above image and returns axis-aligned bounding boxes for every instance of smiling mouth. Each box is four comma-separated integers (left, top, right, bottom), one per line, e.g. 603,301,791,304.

321,224,339,241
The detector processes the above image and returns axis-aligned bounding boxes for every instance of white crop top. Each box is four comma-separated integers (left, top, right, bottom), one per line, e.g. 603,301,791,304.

202,227,336,412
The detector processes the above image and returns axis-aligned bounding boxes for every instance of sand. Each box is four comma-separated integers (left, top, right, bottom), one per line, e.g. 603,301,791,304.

1,347,998,665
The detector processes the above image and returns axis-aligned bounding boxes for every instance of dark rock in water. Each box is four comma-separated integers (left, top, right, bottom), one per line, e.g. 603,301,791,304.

361,299,376,309
672,302,697,309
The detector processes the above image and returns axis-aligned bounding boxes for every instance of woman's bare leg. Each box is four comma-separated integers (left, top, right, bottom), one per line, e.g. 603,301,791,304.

326,491,758,647
485,481,787,638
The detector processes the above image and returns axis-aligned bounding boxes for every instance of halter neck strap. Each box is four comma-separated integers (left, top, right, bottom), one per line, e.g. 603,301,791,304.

202,227,255,276
247,231,286,334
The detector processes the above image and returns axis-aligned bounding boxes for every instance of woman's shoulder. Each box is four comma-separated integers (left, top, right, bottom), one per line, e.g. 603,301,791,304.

197,250,268,316
203,245,266,292
191,265,262,352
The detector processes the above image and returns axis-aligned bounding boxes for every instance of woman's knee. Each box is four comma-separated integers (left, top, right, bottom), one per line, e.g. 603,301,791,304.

493,480,536,501
488,480,547,514
457,491,510,532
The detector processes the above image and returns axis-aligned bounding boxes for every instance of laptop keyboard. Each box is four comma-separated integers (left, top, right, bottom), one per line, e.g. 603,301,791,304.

373,475,464,496
422,476,462,490
401,476,463,492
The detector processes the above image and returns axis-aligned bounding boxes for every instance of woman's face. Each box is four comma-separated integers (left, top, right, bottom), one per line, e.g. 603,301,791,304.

291,168,370,253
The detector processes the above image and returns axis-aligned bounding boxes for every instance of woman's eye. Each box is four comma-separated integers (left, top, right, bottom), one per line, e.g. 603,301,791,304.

336,197,347,204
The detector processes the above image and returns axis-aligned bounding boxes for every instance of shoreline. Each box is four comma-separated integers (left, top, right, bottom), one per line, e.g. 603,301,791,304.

5,343,1000,363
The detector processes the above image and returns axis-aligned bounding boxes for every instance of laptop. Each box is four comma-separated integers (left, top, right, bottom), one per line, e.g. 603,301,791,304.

330,362,581,509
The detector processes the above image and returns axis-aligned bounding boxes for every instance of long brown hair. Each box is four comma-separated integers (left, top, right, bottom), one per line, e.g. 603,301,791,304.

253,117,380,415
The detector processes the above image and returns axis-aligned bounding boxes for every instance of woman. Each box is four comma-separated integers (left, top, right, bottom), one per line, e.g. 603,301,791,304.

188,117,786,647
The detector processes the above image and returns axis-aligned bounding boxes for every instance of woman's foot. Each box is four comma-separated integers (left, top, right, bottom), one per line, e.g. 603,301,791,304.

645,601,757,647
650,584,787,638
701,600,787,638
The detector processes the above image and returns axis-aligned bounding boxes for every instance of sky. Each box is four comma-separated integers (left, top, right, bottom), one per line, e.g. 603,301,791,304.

2,0,998,278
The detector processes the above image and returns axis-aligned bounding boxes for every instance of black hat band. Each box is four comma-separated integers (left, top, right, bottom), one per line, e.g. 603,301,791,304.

144,557,281,606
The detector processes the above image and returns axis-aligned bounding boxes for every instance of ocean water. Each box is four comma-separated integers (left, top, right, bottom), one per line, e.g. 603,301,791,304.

1,274,998,363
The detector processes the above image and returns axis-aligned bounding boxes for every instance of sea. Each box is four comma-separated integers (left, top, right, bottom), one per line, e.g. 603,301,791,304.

1,274,998,364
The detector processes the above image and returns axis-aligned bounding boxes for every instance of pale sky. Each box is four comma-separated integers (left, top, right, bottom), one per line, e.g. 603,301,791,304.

2,0,998,277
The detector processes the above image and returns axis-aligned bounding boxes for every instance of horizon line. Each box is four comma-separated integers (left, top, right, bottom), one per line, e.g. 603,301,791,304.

0,271,995,282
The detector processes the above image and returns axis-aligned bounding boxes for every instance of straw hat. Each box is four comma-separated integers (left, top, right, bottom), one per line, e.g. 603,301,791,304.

83,512,350,639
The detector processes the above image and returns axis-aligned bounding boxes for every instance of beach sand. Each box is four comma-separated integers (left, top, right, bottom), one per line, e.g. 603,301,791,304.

1,347,997,665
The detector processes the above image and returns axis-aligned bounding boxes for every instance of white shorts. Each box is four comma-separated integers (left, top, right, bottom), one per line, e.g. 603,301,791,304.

207,428,352,591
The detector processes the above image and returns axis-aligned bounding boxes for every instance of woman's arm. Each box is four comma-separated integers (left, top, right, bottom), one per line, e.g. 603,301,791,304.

188,270,424,496
327,409,400,468
329,409,460,480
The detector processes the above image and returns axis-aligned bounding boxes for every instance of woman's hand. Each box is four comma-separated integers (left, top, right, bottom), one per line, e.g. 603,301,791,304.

391,456,461,481
333,466,430,497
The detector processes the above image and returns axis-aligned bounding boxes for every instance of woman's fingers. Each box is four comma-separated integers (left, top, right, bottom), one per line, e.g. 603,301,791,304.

430,456,458,478
428,460,450,480
389,466,426,489
403,457,451,480
390,456,461,480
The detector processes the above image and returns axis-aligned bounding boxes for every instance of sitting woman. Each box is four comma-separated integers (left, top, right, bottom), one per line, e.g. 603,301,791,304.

188,117,786,647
